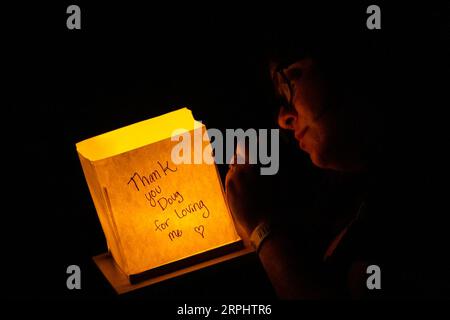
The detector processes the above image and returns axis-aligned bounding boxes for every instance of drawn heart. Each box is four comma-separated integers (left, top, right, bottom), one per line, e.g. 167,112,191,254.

194,225,205,238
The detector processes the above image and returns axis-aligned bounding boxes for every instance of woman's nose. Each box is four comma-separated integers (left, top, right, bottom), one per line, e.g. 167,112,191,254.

278,106,297,130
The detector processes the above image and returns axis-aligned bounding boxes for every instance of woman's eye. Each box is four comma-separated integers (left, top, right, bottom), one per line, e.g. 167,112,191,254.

288,68,303,80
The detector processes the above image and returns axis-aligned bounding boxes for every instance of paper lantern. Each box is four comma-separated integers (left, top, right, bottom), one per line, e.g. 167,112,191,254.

76,108,250,293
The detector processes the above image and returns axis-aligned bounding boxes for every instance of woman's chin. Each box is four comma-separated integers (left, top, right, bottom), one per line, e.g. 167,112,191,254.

310,152,359,172
310,151,324,167
310,151,335,170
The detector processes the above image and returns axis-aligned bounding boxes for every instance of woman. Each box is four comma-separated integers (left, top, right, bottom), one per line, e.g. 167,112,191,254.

225,12,448,298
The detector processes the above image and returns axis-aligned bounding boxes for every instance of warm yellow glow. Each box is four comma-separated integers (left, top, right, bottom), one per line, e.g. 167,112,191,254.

76,108,241,279
77,107,203,162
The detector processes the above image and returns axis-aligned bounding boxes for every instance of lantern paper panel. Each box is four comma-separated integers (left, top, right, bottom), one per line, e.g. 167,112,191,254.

76,108,242,280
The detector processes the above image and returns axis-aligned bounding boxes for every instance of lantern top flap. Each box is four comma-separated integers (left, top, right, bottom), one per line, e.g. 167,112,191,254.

76,107,203,161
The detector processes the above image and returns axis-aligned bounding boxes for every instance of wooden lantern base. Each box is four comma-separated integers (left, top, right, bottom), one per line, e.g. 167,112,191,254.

93,242,255,294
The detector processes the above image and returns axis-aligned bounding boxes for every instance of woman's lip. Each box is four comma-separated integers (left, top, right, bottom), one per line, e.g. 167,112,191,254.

299,140,307,151
295,128,308,141
294,134,303,147
295,129,309,152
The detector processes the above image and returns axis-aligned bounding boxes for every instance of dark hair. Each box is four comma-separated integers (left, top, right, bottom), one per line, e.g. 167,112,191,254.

264,4,386,100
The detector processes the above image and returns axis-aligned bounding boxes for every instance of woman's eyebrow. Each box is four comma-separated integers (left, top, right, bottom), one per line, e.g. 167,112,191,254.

284,58,313,79
286,67,303,80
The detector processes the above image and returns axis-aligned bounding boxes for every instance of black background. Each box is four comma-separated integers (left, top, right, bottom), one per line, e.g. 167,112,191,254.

4,1,449,302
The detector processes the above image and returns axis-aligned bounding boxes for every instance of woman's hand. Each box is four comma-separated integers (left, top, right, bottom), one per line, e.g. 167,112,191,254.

225,153,278,238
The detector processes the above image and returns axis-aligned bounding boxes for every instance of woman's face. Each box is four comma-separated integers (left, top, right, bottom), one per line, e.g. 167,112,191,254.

274,59,356,171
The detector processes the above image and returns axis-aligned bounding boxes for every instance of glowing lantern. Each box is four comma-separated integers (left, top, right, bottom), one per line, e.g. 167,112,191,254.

76,108,248,293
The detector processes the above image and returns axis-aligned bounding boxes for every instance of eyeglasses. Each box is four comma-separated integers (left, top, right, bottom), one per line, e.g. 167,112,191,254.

274,66,296,112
